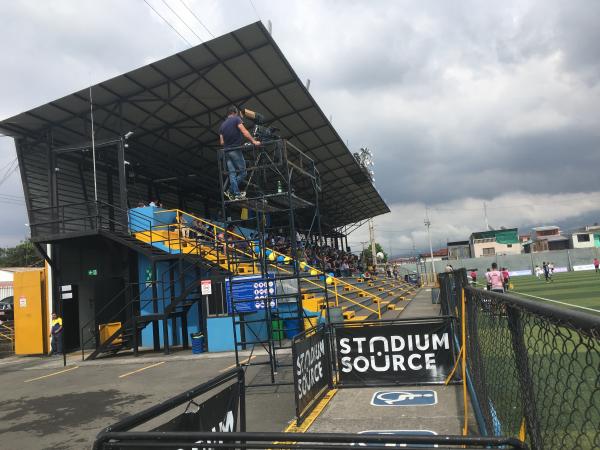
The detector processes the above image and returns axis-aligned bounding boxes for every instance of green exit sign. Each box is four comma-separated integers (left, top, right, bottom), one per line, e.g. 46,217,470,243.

87,269,98,276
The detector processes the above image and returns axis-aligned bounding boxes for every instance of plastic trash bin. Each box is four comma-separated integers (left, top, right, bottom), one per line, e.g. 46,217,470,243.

191,333,204,354
284,319,301,339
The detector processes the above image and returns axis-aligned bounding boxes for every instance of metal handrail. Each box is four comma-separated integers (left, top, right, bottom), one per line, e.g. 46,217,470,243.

152,209,381,318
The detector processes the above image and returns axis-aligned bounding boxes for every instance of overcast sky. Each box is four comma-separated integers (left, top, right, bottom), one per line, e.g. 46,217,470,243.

1,0,599,252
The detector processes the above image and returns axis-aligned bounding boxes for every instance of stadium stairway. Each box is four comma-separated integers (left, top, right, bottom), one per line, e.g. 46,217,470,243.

83,206,422,360
129,208,420,327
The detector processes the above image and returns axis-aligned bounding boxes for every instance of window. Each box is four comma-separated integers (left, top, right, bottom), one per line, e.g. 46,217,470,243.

482,247,495,256
507,244,512,248
577,234,590,242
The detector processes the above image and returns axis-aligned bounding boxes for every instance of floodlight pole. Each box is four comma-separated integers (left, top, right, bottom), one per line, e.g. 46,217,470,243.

425,208,435,276
369,218,377,270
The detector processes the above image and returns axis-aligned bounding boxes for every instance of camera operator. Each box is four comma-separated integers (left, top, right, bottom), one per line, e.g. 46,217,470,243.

219,106,260,200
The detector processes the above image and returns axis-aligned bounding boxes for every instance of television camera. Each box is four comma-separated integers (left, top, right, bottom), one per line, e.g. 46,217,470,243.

241,108,280,142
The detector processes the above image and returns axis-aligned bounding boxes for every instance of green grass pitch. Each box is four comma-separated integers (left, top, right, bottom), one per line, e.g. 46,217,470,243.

509,270,600,313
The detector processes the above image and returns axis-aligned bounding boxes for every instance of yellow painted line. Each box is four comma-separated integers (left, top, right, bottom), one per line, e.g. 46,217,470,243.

118,361,165,378
24,365,79,383
280,388,338,439
219,356,255,372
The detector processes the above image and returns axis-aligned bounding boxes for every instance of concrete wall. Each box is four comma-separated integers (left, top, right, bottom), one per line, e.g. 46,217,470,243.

400,247,600,276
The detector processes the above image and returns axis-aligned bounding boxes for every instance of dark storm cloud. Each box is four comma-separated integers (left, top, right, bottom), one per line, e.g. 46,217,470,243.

0,0,599,248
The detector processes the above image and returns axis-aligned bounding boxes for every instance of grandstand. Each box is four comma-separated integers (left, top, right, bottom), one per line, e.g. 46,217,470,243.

0,21,401,364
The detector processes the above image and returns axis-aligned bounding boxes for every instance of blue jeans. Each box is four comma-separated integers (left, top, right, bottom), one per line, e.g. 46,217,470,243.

225,149,247,195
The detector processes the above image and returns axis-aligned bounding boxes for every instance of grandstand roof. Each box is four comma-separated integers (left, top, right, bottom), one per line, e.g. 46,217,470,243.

0,21,389,230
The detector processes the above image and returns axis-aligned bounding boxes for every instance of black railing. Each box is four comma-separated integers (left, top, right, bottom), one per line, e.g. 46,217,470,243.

93,368,246,450
94,432,527,449
80,237,211,360
438,270,600,450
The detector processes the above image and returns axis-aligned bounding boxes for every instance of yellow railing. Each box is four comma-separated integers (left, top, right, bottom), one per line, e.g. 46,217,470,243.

149,209,382,318
0,323,14,342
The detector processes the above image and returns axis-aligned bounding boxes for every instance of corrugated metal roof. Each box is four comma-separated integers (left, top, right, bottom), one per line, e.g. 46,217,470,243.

0,22,389,229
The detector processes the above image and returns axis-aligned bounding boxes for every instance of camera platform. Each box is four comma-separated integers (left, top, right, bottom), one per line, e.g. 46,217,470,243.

224,192,314,212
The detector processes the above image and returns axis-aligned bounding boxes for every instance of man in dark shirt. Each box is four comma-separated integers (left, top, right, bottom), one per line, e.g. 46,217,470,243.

219,106,260,199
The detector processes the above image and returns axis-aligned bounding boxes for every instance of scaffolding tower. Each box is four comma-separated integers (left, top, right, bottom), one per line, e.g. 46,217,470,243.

218,138,330,386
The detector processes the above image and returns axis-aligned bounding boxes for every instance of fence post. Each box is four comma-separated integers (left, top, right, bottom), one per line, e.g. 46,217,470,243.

507,307,543,450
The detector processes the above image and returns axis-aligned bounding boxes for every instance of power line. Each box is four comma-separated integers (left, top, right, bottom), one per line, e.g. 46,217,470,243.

159,0,204,43
248,0,261,21
178,0,215,38
142,0,193,47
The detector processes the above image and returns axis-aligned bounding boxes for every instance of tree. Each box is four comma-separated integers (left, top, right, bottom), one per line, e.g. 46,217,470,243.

0,240,43,268
360,242,388,265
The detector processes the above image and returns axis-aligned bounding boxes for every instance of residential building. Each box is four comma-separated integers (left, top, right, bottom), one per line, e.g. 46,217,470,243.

470,228,521,258
447,241,471,260
523,226,570,253
419,248,448,262
570,225,600,249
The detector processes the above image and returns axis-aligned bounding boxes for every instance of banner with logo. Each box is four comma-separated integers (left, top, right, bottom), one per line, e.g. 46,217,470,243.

292,326,332,422
153,381,240,434
334,318,457,386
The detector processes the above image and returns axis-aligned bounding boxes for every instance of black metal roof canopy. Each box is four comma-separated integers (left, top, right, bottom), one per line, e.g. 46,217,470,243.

0,21,389,229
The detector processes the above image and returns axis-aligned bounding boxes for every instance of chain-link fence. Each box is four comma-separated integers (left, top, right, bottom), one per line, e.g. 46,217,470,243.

439,270,599,450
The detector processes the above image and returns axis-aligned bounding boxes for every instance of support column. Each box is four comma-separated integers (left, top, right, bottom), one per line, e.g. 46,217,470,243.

151,262,160,351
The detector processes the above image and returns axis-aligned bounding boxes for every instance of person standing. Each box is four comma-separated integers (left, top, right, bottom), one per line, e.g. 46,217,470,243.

542,262,553,283
501,267,510,291
489,263,505,293
470,269,477,285
594,257,599,273
219,106,260,200
50,313,63,356
485,268,492,290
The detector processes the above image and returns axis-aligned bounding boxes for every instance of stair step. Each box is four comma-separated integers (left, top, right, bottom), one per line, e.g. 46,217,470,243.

346,315,368,322
342,310,355,320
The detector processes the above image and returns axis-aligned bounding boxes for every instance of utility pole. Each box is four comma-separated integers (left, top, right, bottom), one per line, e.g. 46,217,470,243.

368,218,377,270
359,241,368,267
425,208,436,276
484,201,489,231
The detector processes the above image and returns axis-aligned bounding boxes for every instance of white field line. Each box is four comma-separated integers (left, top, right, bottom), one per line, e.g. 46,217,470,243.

509,289,600,313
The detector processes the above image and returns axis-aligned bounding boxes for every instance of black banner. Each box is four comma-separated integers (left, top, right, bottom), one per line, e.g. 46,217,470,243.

153,381,240,435
335,318,457,386
292,326,332,422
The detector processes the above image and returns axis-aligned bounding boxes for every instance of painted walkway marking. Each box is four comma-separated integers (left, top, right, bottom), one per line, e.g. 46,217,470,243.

356,430,438,448
219,355,255,372
24,365,79,383
510,289,600,313
371,390,437,406
118,361,165,378
282,388,338,435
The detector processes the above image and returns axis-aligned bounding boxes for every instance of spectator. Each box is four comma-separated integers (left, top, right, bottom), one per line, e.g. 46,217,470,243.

594,257,599,273
485,268,492,290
